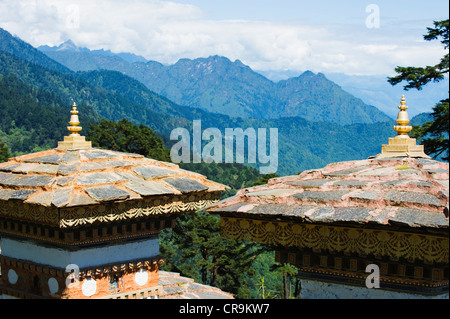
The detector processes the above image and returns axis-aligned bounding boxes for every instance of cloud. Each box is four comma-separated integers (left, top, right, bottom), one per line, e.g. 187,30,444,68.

0,0,445,76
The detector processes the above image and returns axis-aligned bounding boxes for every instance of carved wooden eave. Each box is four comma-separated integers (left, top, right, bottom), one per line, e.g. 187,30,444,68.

0,147,226,245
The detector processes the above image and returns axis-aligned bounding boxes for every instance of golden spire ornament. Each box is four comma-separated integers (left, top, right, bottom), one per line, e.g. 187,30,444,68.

57,102,92,150
372,95,429,159
67,102,83,136
393,95,413,138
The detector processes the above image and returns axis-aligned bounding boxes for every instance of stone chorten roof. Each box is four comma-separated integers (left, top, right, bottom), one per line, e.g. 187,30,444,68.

0,147,225,207
0,103,226,228
209,156,449,232
209,96,449,233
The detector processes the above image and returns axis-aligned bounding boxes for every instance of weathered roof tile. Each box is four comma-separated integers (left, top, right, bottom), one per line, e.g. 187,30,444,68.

164,177,209,193
86,185,131,202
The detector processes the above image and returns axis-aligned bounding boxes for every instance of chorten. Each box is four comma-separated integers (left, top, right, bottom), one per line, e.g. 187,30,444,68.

208,96,449,298
0,105,227,299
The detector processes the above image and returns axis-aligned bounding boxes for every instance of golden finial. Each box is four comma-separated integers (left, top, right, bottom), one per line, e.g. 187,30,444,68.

372,95,429,159
393,95,412,138
57,102,92,150
67,102,82,136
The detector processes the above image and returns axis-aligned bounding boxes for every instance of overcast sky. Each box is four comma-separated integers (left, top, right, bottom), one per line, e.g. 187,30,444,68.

0,0,448,76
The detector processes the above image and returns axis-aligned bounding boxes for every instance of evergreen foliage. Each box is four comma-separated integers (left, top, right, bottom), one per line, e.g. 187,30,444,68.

388,19,449,161
88,118,171,162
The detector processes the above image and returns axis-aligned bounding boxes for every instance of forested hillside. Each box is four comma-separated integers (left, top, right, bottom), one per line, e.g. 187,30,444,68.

42,45,392,125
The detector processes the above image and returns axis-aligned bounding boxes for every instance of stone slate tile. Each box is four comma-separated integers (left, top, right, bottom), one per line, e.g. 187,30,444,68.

0,189,15,200
124,181,176,196
398,169,421,176
24,191,53,206
10,163,39,173
9,189,38,200
0,164,20,172
83,150,118,159
80,161,135,172
61,150,80,163
287,179,329,188
380,180,407,186
133,166,179,180
248,204,316,218
77,172,126,185
22,175,55,187
358,167,395,176
85,185,130,202
383,191,442,206
409,181,434,188
246,188,297,198
350,191,381,201
292,190,348,202
79,162,104,171
192,291,231,299
0,174,54,187
102,160,136,168
69,192,99,206
56,176,75,187
163,286,185,295
23,154,62,164
208,202,257,214
57,163,79,176
332,207,371,222
309,207,371,223
12,163,59,174
0,172,17,185
108,150,144,158
367,208,393,225
415,158,439,166
52,188,73,207
308,206,335,221
163,177,209,193
333,180,369,187
390,208,449,228
324,165,371,177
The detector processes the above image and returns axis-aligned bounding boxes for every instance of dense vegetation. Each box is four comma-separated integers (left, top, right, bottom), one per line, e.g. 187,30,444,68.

389,19,449,161
43,50,392,125
0,28,401,175
0,73,96,156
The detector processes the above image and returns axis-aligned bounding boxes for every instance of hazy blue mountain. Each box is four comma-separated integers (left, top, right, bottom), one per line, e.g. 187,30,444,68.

39,39,148,63
275,71,392,124
324,73,449,119
0,28,71,74
1,28,396,176
38,42,392,125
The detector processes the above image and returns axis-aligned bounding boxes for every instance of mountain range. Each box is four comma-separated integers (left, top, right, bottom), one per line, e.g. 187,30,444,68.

1,28,425,176
39,40,393,125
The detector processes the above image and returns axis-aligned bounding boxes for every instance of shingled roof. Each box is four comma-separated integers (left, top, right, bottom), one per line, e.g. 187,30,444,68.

208,156,449,233
209,96,449,234
0,103,226,229
0,147,226,208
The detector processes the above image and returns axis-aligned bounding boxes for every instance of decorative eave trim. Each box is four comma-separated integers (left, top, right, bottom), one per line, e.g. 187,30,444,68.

0,192,221,228
220,217,449,264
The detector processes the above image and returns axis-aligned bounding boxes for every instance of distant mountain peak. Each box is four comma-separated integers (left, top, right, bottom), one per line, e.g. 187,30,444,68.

57,39,79,51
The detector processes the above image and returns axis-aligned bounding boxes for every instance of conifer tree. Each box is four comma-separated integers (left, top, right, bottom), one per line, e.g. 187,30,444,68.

388,19,449,161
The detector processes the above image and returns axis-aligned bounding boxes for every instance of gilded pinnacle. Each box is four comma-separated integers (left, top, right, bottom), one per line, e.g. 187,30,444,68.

57,102,92,150
372,95,429,159
67,102,82,136
393,95,412,138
